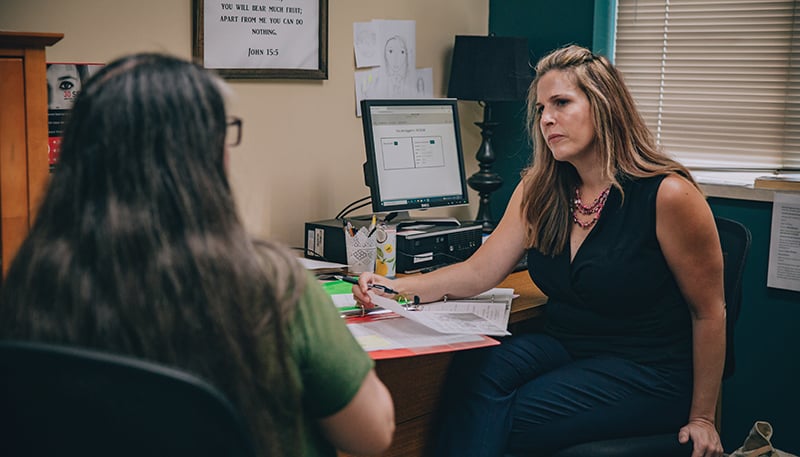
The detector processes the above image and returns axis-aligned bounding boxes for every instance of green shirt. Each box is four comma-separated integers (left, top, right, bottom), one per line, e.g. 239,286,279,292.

286,273,374,456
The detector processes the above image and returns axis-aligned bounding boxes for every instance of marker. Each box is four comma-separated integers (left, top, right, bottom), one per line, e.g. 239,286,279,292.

334,275,399,295
367,214,378,237
333,275,420,306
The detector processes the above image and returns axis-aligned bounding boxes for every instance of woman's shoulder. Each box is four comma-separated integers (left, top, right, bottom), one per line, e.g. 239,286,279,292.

654,173,708,220
656,173,702,202
621,172,696,194
615,173,703,216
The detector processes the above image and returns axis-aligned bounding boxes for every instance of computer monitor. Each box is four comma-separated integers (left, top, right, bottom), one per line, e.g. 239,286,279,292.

360,98,469,216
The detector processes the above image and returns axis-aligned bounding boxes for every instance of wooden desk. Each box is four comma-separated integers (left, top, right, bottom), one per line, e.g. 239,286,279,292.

341,271,547,457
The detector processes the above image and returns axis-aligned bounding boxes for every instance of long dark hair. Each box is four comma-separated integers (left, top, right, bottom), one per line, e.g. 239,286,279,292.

521,45,696,256
1,53,305,456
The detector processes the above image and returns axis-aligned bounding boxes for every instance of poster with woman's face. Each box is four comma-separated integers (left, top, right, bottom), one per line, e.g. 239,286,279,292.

47,63,104,169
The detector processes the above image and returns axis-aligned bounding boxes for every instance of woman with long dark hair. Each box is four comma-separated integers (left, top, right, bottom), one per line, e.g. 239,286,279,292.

1,53,394,457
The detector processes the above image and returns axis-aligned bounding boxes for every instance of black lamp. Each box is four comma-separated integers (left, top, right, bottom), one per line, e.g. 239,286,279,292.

447,35,531,232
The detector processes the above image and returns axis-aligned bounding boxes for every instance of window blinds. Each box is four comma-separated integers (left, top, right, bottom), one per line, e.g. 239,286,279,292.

614,0,799,172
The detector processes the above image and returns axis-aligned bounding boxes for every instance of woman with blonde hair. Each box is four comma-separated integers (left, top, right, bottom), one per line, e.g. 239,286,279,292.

354,44,725,457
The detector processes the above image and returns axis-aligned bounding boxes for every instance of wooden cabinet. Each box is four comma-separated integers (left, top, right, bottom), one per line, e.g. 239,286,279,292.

0,31,62,277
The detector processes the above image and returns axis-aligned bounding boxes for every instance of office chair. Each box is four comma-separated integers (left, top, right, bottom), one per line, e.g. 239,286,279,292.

0,340,258,457
549,216,752,457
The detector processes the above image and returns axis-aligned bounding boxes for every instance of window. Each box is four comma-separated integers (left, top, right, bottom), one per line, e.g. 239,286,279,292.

614,0,799,180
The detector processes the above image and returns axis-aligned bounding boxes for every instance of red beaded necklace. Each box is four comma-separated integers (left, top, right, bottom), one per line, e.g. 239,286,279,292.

571,185,611,229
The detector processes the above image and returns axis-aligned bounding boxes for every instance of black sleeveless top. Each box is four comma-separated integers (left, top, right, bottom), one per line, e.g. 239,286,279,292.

527,175,692,366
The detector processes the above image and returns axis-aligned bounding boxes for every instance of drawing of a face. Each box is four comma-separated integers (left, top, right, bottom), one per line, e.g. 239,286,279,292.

384,36,408,77
47,64,82,110
356,29,377,58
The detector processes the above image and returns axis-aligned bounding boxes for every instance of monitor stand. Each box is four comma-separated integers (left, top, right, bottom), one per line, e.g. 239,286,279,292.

388,211,461,230
349,211,462,229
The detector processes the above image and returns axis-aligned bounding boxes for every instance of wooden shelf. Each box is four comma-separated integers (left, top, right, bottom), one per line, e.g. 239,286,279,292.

0,31,63,49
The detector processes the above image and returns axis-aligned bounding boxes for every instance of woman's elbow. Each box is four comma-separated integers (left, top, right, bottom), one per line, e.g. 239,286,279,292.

319,370,396,455
354,382,395,454
366,399,396,453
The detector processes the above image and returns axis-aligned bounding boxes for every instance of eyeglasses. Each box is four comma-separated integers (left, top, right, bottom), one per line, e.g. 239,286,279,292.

226,117,243,147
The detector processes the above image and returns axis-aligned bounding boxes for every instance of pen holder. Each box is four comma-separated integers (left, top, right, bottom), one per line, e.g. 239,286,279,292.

375,224,396,278
345,227,377,274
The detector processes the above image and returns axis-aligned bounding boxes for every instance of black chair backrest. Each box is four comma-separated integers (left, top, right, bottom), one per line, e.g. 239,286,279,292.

0,340,258,457
714,216,751,380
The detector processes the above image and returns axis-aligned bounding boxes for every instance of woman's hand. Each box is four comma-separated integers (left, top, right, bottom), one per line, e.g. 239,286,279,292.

353,272,399,309
679,418,723,457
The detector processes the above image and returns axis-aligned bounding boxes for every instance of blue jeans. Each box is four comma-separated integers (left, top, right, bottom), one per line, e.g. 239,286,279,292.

432,333,692,457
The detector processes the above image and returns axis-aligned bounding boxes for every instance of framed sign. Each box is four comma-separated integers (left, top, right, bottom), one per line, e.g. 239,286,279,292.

192,0,328,79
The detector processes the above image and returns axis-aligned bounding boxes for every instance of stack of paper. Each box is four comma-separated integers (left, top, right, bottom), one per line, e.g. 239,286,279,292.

371,291,513,337
322,280,515,359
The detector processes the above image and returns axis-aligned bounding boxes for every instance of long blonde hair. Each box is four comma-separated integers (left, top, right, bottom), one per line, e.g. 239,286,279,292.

520,44,696,256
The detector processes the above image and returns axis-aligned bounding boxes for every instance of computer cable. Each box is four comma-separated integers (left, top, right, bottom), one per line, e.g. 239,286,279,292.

337,199,372,220
334,196,371,220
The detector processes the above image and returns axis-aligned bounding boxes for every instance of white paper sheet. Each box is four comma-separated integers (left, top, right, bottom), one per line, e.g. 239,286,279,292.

353,19,437,116
371,291,511,336
347,317,486,352
353,21,380,68
767,192,800,292
203,0,320,70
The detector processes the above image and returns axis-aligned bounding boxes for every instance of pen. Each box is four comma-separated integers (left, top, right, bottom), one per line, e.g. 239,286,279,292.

334,275,399,295
367,214,378,237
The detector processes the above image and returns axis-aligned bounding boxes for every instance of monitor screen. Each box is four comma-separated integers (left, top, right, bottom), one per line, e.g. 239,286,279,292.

361,99,469,214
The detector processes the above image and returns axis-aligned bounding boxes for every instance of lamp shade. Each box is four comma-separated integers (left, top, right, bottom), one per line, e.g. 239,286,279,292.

447,35,531,102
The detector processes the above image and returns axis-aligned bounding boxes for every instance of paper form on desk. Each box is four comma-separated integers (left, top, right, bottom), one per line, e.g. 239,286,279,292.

321,279,508,357
348,317,487,351
371,291,511,336
345,313,499,359
413,288,515,331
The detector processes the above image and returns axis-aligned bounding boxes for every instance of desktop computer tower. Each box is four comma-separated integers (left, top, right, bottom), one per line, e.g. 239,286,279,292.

304,219,364,265
303,219,483,273
303,219,356,265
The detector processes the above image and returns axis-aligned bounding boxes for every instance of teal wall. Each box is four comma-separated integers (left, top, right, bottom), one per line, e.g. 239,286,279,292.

487,0,595,221
709,198,800,453
489,1,800,453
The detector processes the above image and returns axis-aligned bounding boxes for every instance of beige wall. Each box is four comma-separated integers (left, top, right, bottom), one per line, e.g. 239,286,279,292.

0,0,487,248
